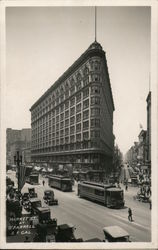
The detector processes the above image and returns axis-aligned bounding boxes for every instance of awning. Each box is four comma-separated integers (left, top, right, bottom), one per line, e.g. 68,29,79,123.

42,168,47,172
47,168,53,172
34,166,41,171
73,171,79,174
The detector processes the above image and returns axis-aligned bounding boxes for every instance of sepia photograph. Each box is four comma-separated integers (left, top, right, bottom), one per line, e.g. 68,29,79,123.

0,0,158,249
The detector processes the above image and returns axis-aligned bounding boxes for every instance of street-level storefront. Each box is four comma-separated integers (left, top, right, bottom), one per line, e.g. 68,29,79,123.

31,150,113,175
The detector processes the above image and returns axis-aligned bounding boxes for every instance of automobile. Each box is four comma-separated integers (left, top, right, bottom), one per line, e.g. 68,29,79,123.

35,221,57,242
43,190,58,205
34,207,57,242
22,192,30,202
103,226,131,242
28,187,38,198
22,192,30,209
29,198,42,215
55,224,83,242
26,173,39,185
36,207,52,223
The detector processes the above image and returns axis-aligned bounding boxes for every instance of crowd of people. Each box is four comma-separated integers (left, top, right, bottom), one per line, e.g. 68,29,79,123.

138,184,151,197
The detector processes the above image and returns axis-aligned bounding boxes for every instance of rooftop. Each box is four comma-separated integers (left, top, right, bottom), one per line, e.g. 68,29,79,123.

103,226,129,238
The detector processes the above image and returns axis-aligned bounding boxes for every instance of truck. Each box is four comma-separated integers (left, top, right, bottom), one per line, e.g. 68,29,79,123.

33,208,82,242
33,207,57,242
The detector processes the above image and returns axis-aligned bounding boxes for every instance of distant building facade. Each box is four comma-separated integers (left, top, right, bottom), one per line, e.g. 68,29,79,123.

125,142,139,168
125,91,151,175
30,41,115,173
137,130,147,166
6,128,31,165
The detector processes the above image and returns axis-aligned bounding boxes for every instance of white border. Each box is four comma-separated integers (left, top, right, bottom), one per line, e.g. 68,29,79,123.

0,0,158,249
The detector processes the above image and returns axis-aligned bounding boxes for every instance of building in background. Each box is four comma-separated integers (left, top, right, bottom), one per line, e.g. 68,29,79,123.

125,142,138,168
137,130,147,167
30,41,115,174
21,147,32,164
125,91,151,176
6,128,31,165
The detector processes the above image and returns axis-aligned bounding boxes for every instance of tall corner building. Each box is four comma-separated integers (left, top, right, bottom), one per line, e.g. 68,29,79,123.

30,41,115,173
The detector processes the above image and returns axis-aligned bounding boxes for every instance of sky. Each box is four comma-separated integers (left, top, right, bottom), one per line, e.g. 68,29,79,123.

5,6,151,155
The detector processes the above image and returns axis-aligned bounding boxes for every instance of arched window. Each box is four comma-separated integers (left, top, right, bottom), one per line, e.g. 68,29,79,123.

76,72,82,81
83,66,89,76
94,61,101,71
70,77,75,87
52,94,55,100
56,89,59,97
65,81,69,90
60,85,64,94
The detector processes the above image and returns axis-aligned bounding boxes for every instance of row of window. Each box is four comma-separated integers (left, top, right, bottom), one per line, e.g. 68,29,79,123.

32,84,100,121
32,140,101,151
32,152,100,160
32,107,100,130
32,96,101,127
32,130,100,144
32,118,100,137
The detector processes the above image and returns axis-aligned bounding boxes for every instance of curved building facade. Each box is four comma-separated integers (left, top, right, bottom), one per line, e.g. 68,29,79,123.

30,41,115,173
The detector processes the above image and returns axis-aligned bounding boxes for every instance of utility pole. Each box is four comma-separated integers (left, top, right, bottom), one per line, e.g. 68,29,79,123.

14,151,22,192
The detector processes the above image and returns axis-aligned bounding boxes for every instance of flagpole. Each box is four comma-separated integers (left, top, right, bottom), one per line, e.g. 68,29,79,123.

95,6,97,42
149,72,151,92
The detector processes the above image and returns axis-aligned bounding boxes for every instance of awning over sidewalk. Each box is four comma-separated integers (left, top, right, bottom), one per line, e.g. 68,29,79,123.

47,168,53,172
34,166,41,171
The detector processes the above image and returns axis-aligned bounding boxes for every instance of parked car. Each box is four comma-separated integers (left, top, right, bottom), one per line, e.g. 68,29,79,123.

28,188,38,198
43,190,58,205
56,224,83,242
103,226,131,242
29,198,42,215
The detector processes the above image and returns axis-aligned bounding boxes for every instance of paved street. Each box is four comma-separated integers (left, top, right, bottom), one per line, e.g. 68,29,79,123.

7,170,151,242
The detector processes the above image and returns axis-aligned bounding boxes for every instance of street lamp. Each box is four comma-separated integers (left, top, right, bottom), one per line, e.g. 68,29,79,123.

14,151,22,192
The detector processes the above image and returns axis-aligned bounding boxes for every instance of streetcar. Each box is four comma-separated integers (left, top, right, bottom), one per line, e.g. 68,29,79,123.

73,170,105,182
48,175,72,191
78,181,124,208
26,173,39,185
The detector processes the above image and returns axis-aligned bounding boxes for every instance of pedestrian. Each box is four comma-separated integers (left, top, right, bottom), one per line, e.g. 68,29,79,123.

42,180,45,186
149,196,152,209
128,208,133,222
147,186,151,196
125,184,128,191
29,218,33,228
